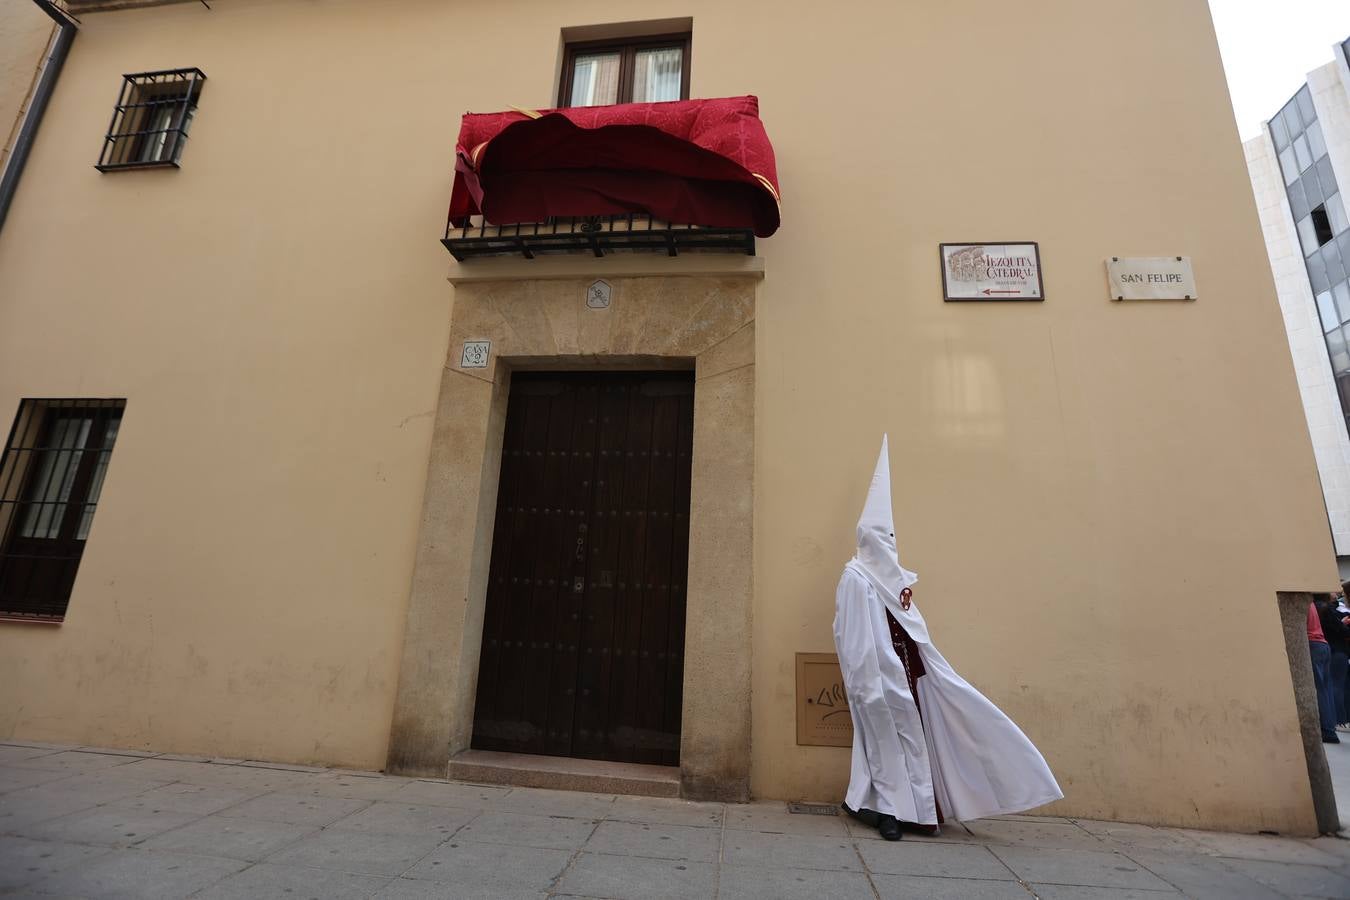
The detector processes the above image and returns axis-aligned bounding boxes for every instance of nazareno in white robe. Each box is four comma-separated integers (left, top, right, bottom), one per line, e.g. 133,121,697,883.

833,437,1063,824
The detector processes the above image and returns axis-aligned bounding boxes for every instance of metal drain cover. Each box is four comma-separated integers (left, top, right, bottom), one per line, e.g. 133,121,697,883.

786,802,839,816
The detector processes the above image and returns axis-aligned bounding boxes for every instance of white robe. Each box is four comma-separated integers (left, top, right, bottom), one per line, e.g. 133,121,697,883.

834,559,1063,823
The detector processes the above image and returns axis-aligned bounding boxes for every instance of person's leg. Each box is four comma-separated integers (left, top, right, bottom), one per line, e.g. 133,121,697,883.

1311,641,1338,742
1331,651,1349,728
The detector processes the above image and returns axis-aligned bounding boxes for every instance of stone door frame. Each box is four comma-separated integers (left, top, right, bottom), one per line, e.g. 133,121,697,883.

386,272,757,801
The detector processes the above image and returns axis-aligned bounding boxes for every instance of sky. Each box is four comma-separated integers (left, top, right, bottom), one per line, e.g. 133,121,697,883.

1209,0,1350,139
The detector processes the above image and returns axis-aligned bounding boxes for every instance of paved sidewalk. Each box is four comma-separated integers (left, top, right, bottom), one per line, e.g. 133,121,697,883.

2,741,1349,899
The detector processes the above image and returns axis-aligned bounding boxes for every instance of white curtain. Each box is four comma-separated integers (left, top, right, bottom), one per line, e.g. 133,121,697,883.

570,52,620,107
633,47,683,103
20,417,92,540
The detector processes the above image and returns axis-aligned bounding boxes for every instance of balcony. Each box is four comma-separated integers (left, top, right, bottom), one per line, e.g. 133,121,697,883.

443,214,755,261
445,96,778,264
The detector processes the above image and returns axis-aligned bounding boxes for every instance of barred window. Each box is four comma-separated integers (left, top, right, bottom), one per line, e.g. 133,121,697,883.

0,400,126,622
96,68,206,172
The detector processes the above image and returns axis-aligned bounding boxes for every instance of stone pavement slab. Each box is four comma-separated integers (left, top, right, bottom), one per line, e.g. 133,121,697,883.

215,790,370,826
404,838,571,890
0,834,110,892
584,819,721,861
554,852,716,899
265,826,447,876
988,845,1179,891
328,800,477,836
24,802,200,846
5,740,1350,900
1220,856,1350,897
870,873,1035,899
456,810,598,850
137,814,316,860
721,827,862,870
1123,849,1286,900
26,847,248,899
856,838,1014,878
717,863,877,900
192,862,392,899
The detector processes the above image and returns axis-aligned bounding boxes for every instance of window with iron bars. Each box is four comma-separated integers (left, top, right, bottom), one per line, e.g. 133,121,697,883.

0,400,126,622
96,68,206,172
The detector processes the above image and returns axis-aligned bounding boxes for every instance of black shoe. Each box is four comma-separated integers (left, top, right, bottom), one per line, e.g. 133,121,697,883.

841,803,879,828
877,813,902,841
1324,733,1341,744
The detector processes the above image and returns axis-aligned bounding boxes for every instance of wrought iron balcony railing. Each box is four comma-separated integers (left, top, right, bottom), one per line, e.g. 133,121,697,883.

443,214,755,261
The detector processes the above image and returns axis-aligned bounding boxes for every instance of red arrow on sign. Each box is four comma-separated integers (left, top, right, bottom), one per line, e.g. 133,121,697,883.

982,289,1022,295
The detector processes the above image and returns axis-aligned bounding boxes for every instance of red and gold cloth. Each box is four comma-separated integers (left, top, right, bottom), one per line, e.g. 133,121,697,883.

448,96,781,237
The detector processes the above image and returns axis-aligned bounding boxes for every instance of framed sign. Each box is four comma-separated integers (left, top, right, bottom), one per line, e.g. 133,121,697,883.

940,242,1044,301
795,652,853,747
1106,256,1196,301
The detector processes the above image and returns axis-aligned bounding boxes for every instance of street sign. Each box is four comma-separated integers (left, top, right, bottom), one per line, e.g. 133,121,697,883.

1106,256,1197,301
940,242,1044,302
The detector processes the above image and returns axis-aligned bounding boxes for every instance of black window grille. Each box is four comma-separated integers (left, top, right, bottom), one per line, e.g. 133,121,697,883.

0,400,126,622
96,68,206,172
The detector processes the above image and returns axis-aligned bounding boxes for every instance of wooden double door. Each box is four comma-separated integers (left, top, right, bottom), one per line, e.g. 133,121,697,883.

471,372,694,766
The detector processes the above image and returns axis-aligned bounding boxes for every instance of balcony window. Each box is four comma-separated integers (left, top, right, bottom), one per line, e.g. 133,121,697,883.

560,36,690,107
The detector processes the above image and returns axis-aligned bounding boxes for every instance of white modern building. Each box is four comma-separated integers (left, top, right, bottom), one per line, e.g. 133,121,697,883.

1247,36,1350,579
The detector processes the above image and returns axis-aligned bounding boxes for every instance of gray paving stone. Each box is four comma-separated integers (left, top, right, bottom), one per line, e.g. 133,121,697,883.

495,786,618,819
25,802,200,846
607,795,723,828
137,814,315,860
457,810,598,850
0,835,110,890
1221,856,1350,898
1123,852,1279,900
267,827,447,875
216,791,370,825
330,801,477,837
117,781,262,815
11,750,141,774
0,765,75,794
554,852,715,900
1124,850,1285,900
724,801,849,837
0,746,64,765
1031,886,1180,898
298,774,414,802
870,874,1035,899
113,757,231,783
1184,828,1346,866
376,878,544,899
965,817,1109,851
192,862,392,899
0,784,99,831
722,828,861,871
389,778,511,809
989,846,1177,891
857,839,1014,878
1070,819,1208,855
21,770,169,804
26,847,247,899
718,863,876,900
403,838,571,891
584,819,720,861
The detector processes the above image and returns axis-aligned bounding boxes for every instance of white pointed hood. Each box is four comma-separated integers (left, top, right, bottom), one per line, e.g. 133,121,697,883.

855,435,918,593
850,435,929,643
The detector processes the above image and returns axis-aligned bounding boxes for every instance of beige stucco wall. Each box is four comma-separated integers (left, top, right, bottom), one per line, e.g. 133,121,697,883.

0,0,1336,832
0,1,54,176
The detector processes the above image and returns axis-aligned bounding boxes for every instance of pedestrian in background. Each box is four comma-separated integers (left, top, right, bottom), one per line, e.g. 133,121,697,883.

1310,601,1338,743
1316,595,1350,734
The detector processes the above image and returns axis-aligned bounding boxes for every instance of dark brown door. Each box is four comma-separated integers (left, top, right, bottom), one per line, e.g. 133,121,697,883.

472,372,693,766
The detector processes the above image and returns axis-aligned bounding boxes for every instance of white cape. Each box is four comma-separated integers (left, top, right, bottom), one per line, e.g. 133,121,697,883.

834,559,1063,823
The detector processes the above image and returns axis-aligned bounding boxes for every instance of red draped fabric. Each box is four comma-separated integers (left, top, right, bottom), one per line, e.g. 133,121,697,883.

449,96,780,237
